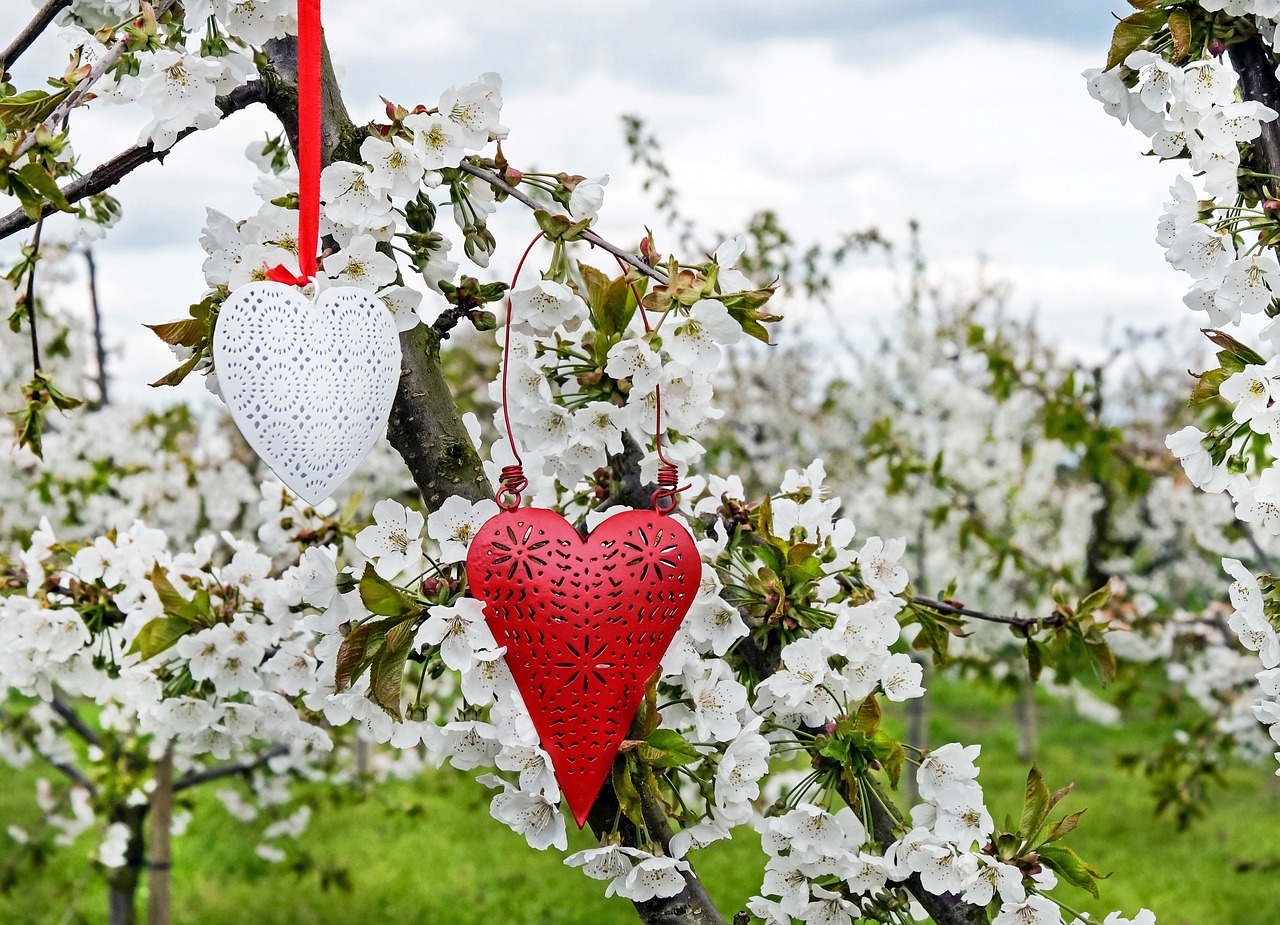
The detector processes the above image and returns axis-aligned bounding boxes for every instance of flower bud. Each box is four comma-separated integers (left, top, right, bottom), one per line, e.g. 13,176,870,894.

1208,38,1228,57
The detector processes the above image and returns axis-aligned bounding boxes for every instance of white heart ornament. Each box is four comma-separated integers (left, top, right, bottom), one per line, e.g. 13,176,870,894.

212,281,401,506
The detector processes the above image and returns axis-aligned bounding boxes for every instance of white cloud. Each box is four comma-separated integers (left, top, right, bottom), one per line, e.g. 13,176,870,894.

0,6,1190,406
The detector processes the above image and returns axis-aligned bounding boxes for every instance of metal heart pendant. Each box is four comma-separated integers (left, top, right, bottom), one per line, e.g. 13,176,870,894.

465,506,700,827
212,281,401,505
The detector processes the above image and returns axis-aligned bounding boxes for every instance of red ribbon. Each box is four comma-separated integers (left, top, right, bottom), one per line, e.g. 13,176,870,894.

267,0,322,286
296,0,321,281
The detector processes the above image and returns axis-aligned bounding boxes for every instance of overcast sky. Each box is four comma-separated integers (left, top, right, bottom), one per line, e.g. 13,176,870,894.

0,1,1187,405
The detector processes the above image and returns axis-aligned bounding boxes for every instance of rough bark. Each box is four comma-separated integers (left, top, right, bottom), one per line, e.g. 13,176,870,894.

106,806,147,925
147,748,173,925
1230,34,1280,190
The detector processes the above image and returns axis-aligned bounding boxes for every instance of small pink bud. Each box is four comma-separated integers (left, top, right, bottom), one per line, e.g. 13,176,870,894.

1209,38,1228,57
1265,200,1280,213
505,167,523,185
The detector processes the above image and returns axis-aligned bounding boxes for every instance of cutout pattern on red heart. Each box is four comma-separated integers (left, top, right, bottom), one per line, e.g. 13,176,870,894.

466,506,701,827
212,281,401,506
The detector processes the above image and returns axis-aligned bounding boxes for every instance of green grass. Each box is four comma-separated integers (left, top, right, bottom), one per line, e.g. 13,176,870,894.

2,680,1278,924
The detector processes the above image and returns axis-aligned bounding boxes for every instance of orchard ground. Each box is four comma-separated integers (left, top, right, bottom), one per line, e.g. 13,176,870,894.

3,677,1275,925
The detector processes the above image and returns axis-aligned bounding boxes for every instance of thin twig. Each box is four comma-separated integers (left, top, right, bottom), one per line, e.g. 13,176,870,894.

0,0,73,72
1238,519,1279,575
23,215,44,372
0,81,263,241
458,161,667,285
9,0,179,163
85,249,109,406
172,745,288,792
50,693,102,748
913,595,1065,630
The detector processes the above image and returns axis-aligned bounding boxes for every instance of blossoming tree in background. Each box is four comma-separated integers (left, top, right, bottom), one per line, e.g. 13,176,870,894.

4,2,1264,925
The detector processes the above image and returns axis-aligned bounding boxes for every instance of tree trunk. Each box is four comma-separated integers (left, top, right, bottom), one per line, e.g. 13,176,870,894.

107,806,147,925
1230,34,1280,192
147,747,174,925
1013,681,1038,764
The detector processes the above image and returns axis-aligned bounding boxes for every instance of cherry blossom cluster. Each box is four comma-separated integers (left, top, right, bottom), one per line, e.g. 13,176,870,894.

0,487,360,870
60,0,296,150
198,72,506,361
1084,5,1280,778
488,237,750,509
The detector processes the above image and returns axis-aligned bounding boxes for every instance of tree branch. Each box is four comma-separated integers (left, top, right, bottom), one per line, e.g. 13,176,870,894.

745,628,989,925
0,0,72,72
912,595,1065,630
50,692,101,748
1230,34,1280,190
10,0,179,163
458,161,667,285
0,81,264,241
172,745,288,792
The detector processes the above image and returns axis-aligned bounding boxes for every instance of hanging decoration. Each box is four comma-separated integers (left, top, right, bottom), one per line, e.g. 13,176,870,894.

466,237,699,828
211,0,401,505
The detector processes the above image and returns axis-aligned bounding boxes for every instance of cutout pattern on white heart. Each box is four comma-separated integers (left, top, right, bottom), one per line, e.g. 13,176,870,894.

213,281,401,505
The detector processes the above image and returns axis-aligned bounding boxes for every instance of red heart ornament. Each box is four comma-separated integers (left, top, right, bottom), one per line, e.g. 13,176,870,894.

465,506,700,827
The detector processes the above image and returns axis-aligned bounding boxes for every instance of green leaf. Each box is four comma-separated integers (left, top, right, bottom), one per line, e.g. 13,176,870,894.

853,694,882,736
148,352,202,389
1043,810,1085,844
577,262,639,339
1088,639,1117,686
334,616,403,692
126,614,194,659
369,620,415,719
0,87,71,134
358,563,416,617
1202,328,1266,367
1106,9,1167,71
1076,582,1112,619
1025,638,1044,683
868,731,905,789
15,163,72,215
1038,844,1110,899
640,728,702,767
1021,766,1052,840
150,563,203,620
9,391,45,458
611,760,644,827
1189,365,1234,405
145,318,207,348
533,209,591,241
755,494,776,542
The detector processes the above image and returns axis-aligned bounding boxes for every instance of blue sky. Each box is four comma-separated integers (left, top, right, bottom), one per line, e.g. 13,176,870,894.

0,1,1188,403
